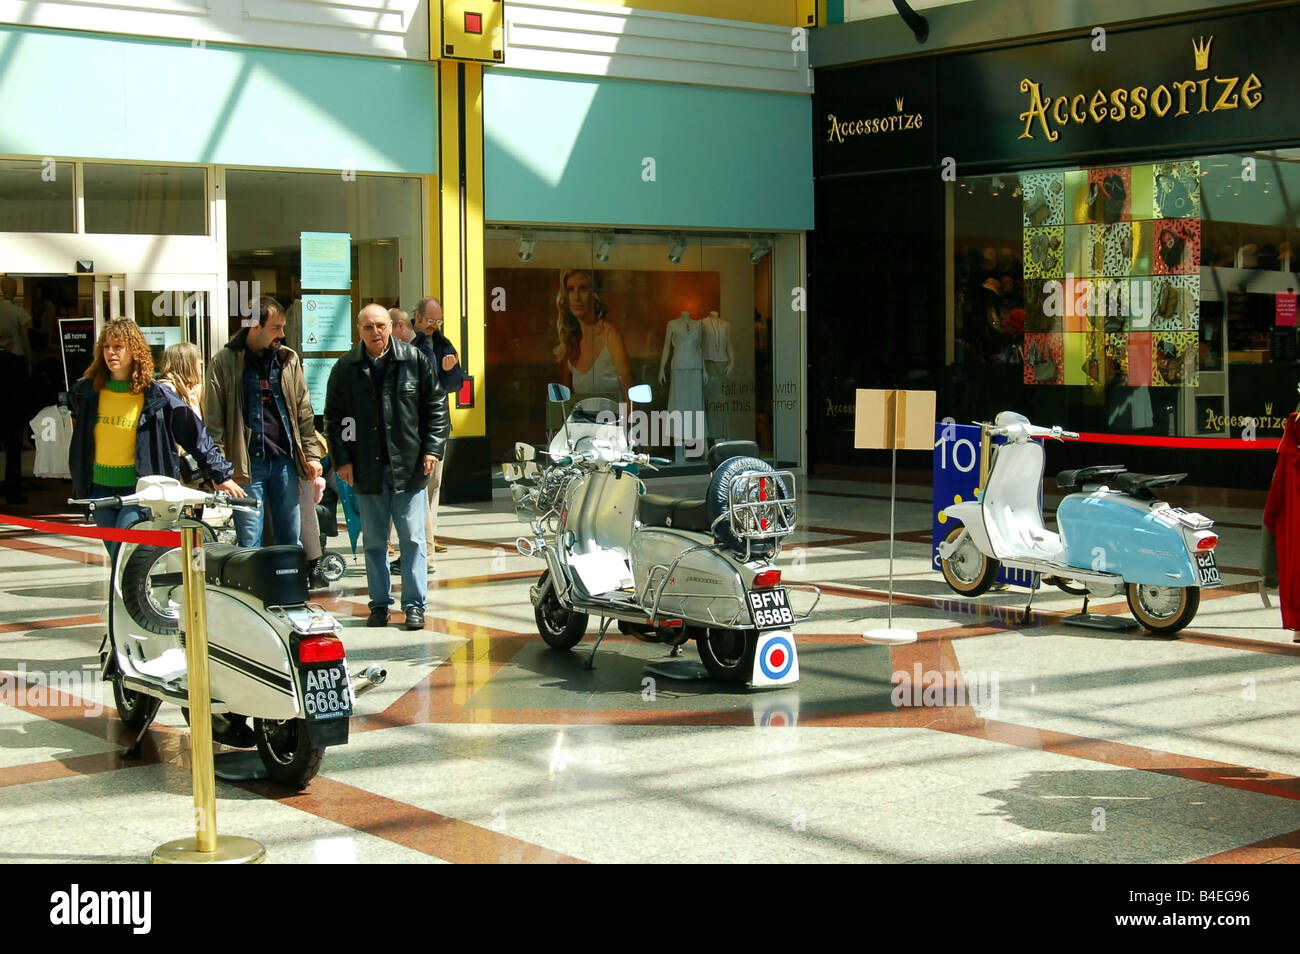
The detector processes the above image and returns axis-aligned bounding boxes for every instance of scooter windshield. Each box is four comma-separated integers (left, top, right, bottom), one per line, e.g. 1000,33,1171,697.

548,397,631,457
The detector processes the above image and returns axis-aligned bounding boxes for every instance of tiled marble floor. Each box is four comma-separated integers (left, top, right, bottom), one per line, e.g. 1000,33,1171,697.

1,471,1297,864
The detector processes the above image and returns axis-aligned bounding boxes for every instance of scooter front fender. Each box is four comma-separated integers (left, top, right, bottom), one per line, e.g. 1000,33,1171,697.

939,502,993,557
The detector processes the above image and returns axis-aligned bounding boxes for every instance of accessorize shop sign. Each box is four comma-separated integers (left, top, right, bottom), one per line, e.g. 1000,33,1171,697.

813,58,935,177
814,5,1300,176
1017,37,1263,143
938,6,1299,167
826,97,924,143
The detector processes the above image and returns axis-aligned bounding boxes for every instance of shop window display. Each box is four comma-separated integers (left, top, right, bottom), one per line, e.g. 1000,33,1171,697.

951,151,1300,440
483,228,786,470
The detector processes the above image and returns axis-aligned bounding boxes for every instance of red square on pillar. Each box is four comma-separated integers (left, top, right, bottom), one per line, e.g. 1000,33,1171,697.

465,12,483,34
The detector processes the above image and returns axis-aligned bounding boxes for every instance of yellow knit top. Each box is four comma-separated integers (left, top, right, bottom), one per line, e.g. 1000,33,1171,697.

93,380,144,489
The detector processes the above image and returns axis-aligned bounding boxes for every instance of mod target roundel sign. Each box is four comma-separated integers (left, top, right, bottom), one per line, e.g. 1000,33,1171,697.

752,631,799,687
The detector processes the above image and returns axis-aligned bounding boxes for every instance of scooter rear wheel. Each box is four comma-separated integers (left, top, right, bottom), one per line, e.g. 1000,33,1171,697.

696,627,757,685
253,718,325,788
940,526,1000,597
534,571,588,650
1127,583,1199,635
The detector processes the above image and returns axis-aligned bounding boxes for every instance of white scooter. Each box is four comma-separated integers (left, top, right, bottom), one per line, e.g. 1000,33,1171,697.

72,476,383,788
503,384,818,687
936,412,1220,634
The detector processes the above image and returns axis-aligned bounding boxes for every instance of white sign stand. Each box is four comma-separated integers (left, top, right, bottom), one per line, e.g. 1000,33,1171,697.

855,389,936,646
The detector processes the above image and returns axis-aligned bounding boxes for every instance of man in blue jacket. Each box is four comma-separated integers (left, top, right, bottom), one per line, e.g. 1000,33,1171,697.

411,297,465,565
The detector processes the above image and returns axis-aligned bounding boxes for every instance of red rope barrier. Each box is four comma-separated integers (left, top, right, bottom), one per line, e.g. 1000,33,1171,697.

1072,432,1281,451
0,513,182,546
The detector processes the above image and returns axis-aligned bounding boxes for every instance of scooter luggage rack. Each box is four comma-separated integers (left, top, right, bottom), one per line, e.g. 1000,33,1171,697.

726,470,797,560
266,602,343,635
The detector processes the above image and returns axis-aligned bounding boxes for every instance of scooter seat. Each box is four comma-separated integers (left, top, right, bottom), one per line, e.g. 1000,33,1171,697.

1056,465,1127,490
218,545,309,607
1114,471,1187,498
639,493,711,532
202,544,241,589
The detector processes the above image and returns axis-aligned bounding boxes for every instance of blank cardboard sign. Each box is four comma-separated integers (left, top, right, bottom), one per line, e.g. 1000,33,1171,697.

854,389,937,450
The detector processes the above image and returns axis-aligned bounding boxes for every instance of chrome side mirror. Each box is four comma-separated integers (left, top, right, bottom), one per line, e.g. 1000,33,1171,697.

628,383,652,404
547,383,572,403
502,463,523,481
515,442,536,462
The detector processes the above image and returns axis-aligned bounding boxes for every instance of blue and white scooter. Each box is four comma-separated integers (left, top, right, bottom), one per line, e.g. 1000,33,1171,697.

936,411,1221,634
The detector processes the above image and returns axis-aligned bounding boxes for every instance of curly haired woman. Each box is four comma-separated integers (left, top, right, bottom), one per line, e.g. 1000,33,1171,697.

69,319,243,552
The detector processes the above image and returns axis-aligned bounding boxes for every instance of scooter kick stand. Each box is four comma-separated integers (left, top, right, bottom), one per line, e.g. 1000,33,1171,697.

1021,574,1041,625
122,695,163,760
584,618,615,670
1062,595,1139,632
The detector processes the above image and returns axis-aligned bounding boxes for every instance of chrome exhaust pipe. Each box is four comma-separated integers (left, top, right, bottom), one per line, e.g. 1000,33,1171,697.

350,665,387,697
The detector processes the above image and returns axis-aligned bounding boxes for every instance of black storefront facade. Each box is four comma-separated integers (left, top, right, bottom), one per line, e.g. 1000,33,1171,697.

809,3,1300,488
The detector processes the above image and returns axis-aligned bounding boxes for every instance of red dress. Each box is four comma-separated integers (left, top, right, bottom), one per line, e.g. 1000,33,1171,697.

1263,412,1300,630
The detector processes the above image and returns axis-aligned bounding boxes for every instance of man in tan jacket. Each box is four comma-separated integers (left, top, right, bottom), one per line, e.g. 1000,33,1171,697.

206,295,321,549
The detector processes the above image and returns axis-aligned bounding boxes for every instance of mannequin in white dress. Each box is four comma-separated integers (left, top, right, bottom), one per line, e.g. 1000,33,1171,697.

700,309,733,441
659,311,707,455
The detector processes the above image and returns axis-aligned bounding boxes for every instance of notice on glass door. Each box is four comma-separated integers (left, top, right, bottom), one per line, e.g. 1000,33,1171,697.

301,231,351,290
301,294,353,352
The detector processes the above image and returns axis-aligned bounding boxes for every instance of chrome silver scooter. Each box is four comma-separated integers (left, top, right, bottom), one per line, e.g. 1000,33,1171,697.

503,385,818,687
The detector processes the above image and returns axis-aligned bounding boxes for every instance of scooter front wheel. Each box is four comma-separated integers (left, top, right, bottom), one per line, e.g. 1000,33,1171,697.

939,526,1000,597
113,680,157,733
253,718,325,789
1127,583,1200,635
534,571,589,650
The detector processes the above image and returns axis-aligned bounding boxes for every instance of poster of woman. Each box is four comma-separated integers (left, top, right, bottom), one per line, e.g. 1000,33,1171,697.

484,265,731,464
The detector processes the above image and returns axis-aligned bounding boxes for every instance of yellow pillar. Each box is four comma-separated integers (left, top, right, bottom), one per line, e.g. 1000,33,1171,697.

437,59,486,439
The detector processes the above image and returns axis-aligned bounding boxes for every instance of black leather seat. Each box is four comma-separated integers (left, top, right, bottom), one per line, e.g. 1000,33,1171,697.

1114,472,1187,498
639,493,711,531
218,545,309,606
203,543,241,589
1056,465,1127,490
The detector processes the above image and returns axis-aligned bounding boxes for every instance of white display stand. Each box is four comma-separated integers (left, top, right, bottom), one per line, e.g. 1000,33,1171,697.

854,389,936,646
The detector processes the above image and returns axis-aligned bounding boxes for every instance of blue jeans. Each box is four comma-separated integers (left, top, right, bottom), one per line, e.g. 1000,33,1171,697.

234,454,301,549
91,482,150,559
356,467,427,611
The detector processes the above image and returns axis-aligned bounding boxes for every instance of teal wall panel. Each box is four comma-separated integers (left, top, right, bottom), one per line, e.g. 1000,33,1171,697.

0,27,437,174
484,70,813,231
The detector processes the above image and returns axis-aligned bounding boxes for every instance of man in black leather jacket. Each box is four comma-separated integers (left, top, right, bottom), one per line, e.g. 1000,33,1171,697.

323,304,450,630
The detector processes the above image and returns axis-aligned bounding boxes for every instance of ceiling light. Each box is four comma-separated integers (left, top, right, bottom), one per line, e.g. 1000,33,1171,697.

516,232,536,263
594,232,614,264
667,233,687,264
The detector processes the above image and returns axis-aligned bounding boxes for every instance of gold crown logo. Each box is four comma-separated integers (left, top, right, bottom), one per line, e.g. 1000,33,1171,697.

1266,402,1274,416
1192,35,1213,71
895,96,904,112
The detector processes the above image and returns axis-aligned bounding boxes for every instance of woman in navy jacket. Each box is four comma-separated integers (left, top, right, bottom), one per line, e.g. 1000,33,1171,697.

69,318,242,551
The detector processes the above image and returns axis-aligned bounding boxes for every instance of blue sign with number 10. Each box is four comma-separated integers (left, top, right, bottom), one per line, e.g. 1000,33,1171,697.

931,422,1038,587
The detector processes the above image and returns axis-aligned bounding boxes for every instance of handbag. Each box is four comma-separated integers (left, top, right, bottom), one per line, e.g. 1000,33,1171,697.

178,451,203,485
1028,340,1058,383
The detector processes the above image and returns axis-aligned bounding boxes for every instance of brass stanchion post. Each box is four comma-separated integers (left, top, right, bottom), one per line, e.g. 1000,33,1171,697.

152,525,265,864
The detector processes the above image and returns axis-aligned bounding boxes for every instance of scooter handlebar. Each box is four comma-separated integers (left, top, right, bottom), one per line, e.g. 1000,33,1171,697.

213,492,262,513
68,495,122,512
